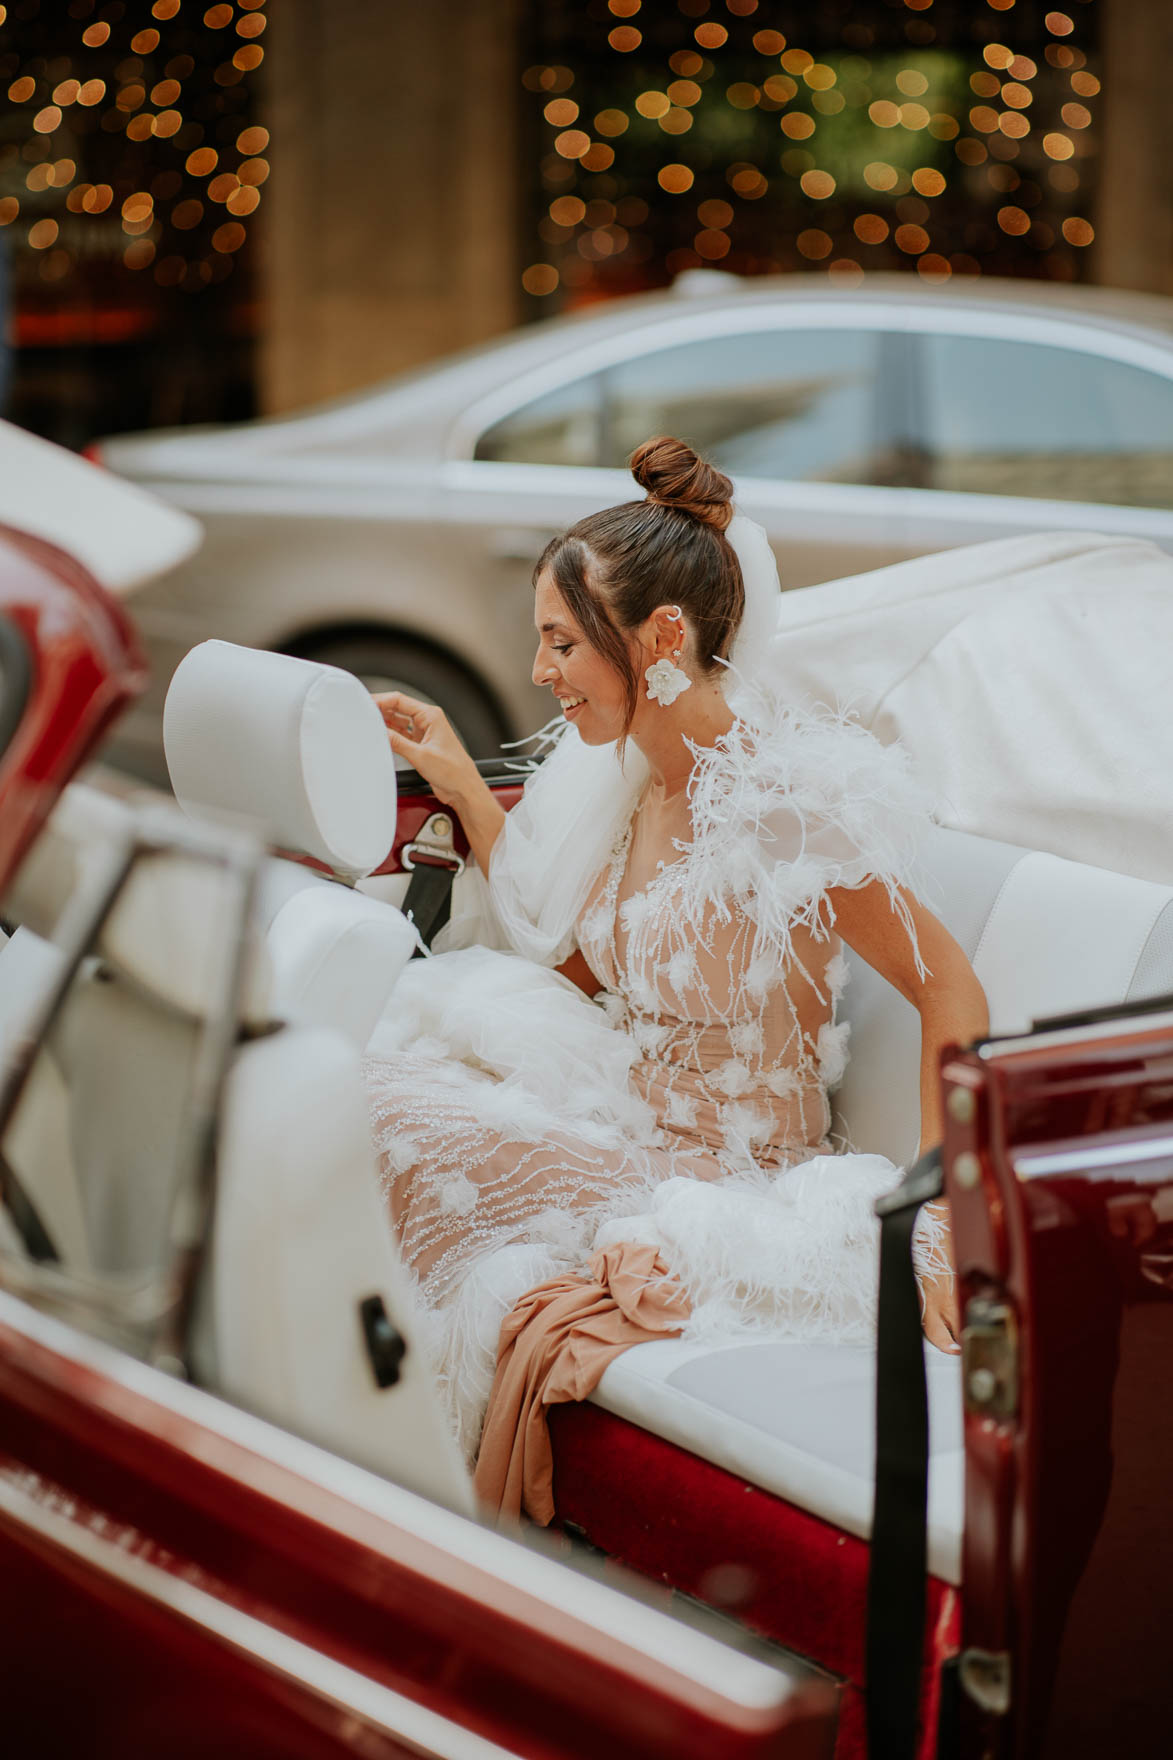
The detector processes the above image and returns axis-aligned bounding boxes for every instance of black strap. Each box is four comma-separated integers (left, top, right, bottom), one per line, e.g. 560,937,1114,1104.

0,1145,60,1264
867,1146,943,1759
402,859,457,952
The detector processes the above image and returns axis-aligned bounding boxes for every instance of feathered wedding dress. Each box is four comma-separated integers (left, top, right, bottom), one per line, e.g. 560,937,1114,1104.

363,678,940,1461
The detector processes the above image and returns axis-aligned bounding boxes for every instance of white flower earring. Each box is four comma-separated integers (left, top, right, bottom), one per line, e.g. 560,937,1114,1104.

645,606,692,707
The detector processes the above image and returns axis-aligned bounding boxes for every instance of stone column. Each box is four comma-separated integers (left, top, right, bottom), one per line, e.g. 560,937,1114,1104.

1095,0,1173,296
261,0,523,412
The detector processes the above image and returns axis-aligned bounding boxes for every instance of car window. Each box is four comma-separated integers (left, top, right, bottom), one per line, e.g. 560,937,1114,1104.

601,330,892,485
475,328,898,486
475,373,603,466
921,335,1173,511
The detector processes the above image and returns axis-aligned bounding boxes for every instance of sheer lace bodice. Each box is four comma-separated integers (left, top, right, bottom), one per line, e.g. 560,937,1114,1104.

577,773,841,1167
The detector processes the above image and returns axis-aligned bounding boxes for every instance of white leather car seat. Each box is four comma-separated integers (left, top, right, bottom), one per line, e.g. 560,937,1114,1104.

0,648,473,1513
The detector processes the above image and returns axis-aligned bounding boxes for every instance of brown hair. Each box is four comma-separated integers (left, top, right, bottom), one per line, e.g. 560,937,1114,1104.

533,436,744,732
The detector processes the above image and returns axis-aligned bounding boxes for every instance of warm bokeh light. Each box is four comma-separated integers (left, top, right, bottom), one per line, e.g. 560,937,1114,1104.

894,224,929,254
864,162,900,192
854,214,890,245
694,228,730,260
658,163,695,194
522,263,560,295
796,229,832,260
697,199,733,229
912,167,947,197
800,170,835,200
1061,216,1094,246
554,130,591,160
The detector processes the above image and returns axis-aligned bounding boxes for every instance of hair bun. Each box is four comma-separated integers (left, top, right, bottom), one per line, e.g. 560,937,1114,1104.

629,435,734,533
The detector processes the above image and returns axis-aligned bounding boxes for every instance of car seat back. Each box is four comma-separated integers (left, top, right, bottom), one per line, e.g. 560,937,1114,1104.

833,822,1173,1166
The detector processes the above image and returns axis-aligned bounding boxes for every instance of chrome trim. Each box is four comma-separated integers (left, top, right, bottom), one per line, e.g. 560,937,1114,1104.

977,1005,1173,1062
1014,1134,1173,1181
0,1290,795,1715
0,1471,521,1760
960,1647,1012,1717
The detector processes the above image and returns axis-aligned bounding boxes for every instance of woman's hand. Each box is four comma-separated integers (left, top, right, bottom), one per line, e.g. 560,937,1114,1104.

374,689,507,878
374,691,481,808
919,1268,961,1355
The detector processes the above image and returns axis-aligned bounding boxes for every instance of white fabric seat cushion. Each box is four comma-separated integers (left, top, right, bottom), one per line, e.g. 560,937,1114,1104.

594,1337,964,1582
256,863,417,1049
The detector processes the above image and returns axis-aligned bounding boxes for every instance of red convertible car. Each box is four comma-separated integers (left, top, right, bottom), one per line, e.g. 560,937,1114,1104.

1,421,1171,1760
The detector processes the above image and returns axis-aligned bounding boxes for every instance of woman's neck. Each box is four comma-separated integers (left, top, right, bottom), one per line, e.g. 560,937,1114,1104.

629,680,736,797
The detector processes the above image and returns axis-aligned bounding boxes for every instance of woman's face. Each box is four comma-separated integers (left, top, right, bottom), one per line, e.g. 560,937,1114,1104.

532,570,635,746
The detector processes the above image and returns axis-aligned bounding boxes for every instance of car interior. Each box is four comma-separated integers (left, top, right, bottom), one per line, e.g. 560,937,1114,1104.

3,497,1173,1753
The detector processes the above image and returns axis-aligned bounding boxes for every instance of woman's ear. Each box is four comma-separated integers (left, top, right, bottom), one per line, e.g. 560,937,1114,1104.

647,603,686,659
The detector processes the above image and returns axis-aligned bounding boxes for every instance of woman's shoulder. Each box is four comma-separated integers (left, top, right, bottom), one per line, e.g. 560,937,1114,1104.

691,688,928,830
677,686,933,939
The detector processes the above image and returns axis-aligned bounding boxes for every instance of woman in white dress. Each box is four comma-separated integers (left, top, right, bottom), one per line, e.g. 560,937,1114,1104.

364,437,988,1505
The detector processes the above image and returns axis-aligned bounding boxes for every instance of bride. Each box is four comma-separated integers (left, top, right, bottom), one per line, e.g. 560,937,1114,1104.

363,436,988,1508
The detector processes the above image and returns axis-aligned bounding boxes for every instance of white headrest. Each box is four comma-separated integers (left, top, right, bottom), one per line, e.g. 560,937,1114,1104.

164,641,397,879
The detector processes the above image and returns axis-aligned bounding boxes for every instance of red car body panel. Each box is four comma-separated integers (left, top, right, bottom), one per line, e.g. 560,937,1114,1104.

0,523,147,894
0,1296,834,1759
943,1020,1173,1760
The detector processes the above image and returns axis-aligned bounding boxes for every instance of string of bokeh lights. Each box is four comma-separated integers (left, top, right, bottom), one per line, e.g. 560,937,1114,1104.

0,0,267,294
521,0,1099,301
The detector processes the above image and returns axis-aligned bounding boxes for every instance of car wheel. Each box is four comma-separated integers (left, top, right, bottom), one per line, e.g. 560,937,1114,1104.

283,633,511,762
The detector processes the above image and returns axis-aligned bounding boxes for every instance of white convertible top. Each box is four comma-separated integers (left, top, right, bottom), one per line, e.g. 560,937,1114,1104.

767,531,1173,884
0,418,201,595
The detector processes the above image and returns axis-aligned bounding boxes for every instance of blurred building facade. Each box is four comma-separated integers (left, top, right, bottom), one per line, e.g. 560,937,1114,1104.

261,0,1173,412
1,0,1169,436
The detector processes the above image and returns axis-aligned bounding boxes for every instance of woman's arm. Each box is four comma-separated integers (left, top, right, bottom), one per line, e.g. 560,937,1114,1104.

377,691,604,996
825,880,990,1351
374,691,505,877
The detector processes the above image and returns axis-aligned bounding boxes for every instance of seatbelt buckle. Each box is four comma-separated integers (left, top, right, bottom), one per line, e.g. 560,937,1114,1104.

400,811,466,876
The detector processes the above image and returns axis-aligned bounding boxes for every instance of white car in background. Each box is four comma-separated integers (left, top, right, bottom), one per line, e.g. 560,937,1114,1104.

93,271,1173,781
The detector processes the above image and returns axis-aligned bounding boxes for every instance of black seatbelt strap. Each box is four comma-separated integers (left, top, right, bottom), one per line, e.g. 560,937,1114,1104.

867,1146,943,1759
402,859,456,952
0,1145,60,1263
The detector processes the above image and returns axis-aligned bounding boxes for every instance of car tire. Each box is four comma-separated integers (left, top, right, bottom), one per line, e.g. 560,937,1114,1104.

283,633,511,761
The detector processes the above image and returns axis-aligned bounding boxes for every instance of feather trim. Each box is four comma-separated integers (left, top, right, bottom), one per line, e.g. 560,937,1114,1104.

670,681,932,975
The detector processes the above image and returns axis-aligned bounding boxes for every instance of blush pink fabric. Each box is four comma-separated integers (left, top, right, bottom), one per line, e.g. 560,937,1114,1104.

474,1241,690,1523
